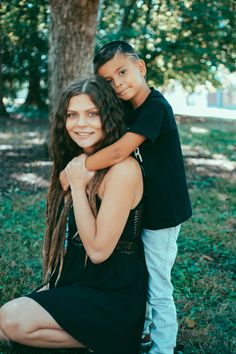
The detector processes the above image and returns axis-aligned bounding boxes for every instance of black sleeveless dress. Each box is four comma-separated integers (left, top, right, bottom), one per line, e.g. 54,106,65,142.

27,197,148,354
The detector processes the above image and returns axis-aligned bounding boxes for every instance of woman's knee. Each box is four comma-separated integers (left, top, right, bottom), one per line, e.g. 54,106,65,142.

0,297,32,341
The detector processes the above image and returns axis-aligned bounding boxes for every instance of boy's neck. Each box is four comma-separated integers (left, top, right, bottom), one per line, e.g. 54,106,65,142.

131,84,151,109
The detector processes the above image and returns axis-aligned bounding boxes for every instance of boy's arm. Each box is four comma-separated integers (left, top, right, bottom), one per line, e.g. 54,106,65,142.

86,132,146,171
59,132,145,191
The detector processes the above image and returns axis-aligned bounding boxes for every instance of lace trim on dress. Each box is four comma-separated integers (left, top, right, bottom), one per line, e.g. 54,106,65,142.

66,204,143,255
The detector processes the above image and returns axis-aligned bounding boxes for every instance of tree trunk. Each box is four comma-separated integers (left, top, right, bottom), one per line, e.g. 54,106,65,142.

0,53,8,117
49,0,100,118
24,65,42,107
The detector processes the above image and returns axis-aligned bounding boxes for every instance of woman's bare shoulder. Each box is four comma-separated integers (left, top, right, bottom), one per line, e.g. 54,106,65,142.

107,156,142,179
98,156,142,198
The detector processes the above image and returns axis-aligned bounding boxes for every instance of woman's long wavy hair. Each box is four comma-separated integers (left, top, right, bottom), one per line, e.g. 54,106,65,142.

44,75,126,282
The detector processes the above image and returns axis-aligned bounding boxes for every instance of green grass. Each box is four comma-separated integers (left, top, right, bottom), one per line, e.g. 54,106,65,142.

174,117,236,353
0,192,46,300
0,116,235,353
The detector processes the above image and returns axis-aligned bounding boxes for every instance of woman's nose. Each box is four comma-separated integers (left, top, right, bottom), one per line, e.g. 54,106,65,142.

76,114,87,126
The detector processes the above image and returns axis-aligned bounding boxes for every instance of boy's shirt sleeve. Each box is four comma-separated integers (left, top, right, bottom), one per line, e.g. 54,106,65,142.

127,99,168,143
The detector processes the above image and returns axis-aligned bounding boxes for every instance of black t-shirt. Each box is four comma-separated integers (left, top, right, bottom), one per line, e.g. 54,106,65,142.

128,89,192,230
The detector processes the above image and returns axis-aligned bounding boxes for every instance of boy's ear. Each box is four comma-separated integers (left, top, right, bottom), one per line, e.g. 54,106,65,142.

138,59,147,77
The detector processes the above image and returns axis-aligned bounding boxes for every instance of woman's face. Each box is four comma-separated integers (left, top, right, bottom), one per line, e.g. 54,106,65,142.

66,94,104,154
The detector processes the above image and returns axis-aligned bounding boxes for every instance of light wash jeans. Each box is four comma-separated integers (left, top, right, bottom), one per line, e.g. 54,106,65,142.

142,225,181,354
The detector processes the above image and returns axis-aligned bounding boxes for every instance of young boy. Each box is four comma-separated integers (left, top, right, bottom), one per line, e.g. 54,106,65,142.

61,41,192,354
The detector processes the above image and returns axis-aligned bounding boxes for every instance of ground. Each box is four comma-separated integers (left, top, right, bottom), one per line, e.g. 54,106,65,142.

0,115,235,354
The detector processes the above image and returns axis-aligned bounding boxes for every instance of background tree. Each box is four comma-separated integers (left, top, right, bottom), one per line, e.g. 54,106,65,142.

97,0,236,90
0,45,9,116
49,0,100,116
0,0,48,113
22,0,49,107
1,0,235,116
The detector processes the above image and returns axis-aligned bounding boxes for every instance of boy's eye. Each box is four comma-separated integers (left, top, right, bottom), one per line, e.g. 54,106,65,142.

106,79,112,84
119,69,127,76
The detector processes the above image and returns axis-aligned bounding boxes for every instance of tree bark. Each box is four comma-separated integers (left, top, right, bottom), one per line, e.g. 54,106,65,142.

49,0,100,118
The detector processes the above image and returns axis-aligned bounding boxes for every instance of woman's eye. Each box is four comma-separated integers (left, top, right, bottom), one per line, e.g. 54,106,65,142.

89,111,98,117
106,79,112,84
66,113,75,118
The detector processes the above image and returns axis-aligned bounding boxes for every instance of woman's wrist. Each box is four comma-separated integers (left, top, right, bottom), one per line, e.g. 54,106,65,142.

71,184,87,194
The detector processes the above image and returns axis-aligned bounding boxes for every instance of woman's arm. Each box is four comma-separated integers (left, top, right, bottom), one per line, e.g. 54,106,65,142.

66,156,142,263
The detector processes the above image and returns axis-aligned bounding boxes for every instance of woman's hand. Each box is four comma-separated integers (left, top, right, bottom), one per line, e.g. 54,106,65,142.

65,154,95,189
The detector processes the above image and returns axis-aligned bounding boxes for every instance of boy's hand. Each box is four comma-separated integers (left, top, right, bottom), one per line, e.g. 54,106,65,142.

65,154,94,189
59,169,70,192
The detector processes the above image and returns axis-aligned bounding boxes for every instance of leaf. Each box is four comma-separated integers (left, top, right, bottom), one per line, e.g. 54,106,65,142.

185,317,196,329
201,255,214,262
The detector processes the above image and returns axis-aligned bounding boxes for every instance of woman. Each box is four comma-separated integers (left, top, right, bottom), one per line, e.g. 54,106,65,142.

0,76,147,354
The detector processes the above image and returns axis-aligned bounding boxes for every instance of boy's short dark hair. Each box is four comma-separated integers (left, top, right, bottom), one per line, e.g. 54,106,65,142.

93,40,140,73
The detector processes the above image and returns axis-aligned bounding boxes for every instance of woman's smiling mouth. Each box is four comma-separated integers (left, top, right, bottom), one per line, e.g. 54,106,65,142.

75,132,93,136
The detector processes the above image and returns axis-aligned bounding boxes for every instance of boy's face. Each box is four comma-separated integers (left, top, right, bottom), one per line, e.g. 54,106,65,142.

97,53,147,108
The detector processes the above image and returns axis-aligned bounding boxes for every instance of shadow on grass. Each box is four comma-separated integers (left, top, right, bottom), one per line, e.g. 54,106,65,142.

0,116,236,354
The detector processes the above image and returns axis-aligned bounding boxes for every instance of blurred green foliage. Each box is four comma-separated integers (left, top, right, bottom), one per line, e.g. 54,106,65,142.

0,0,235,114
97,0,236,89
0,0,48,112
